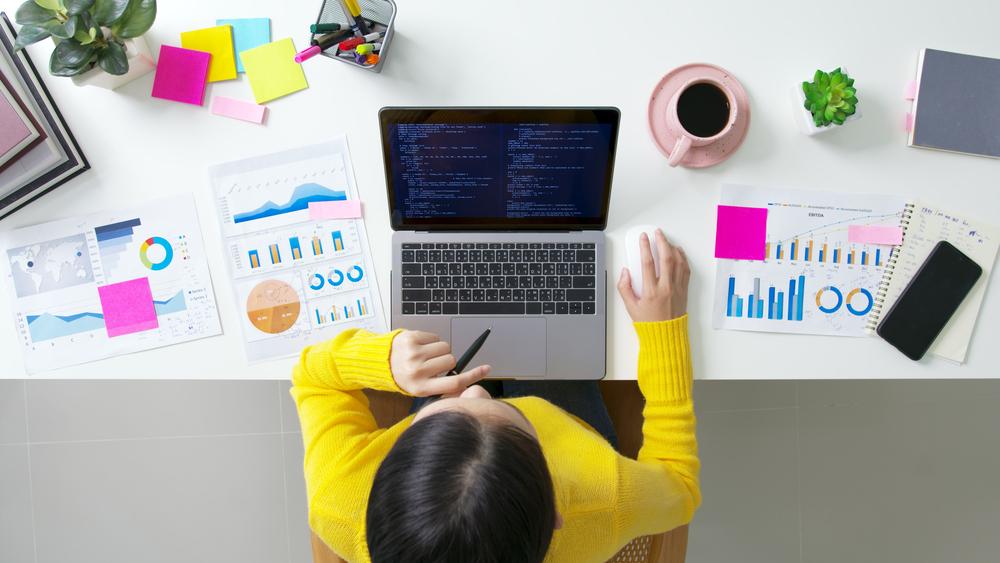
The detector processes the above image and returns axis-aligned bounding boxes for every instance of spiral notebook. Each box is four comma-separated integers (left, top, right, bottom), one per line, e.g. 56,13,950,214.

866,202,1000,363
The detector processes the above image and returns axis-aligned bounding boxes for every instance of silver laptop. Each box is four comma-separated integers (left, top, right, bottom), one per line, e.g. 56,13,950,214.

381,107,620,380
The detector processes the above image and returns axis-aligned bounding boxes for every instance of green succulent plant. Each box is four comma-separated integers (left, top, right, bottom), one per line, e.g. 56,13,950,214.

802,68,858,127
13,0,156,77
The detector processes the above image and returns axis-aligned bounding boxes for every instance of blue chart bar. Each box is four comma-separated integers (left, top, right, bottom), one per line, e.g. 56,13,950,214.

875,248,881,266
796,275,805,320
727,277,735,316
94,218,142,242
727,276,803,322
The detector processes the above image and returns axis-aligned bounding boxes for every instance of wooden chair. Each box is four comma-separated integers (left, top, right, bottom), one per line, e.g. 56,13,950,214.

311,382,688,563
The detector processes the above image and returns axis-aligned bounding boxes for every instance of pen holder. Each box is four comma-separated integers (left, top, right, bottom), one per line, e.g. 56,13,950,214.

312,0,396,73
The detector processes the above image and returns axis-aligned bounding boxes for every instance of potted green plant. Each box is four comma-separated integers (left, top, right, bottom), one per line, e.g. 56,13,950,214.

794,67,861,135
14,0,156,90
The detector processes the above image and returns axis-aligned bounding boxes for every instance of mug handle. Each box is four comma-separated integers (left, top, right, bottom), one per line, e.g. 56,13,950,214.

668,135,692,167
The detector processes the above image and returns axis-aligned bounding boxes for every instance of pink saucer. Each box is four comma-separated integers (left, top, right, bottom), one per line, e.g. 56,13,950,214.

648,63,751,168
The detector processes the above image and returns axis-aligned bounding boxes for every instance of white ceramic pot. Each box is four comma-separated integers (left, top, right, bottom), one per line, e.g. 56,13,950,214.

70,35,156,90
792,67,862,136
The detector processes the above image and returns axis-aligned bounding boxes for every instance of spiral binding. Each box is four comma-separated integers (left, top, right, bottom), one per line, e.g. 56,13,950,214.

864,203,915,333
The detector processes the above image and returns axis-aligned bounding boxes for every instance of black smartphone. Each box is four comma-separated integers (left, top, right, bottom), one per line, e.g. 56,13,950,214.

877,241,982,361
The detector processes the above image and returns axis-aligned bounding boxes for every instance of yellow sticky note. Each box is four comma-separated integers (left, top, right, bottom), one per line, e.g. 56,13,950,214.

180,25,237,82
241,38,309,104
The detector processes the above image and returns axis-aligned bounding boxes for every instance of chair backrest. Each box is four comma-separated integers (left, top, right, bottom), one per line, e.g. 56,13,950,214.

309,384,688,563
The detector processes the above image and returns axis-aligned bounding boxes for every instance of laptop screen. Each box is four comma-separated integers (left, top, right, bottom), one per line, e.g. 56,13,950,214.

380,108,620,230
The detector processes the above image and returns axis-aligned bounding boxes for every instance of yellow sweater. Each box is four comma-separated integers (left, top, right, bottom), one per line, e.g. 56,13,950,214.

291,315,700,562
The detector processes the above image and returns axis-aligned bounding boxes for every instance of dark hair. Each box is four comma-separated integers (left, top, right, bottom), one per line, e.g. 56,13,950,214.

366,410,556,563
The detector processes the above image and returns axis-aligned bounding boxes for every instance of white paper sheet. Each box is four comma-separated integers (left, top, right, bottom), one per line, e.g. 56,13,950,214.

208,137,387,363
0,195,223,374
713,184,907,337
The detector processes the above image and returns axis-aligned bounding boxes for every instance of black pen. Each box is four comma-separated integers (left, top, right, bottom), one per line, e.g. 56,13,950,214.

450,328,491,375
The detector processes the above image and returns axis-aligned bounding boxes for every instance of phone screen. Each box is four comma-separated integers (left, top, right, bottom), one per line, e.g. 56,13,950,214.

877,241,982,360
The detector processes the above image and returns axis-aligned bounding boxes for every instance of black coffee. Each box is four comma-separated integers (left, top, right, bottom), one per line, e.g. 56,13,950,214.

677,82,731,138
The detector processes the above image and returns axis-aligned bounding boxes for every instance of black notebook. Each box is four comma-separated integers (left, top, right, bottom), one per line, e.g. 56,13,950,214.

0,12,89,220
908,48,1000,159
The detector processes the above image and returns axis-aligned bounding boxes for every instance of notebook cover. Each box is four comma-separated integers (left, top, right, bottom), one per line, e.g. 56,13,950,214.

0,70,46,172
0,12,89,219
911,48,1000,159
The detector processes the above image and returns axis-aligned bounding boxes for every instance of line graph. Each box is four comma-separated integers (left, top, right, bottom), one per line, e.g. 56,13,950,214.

233,183,347,224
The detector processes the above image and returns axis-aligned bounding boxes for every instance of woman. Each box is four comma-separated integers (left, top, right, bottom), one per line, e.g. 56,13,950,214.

291,230,700,562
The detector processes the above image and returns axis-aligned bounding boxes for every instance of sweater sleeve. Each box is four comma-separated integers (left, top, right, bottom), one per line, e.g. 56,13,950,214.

614,315,701,542
289,328,403,557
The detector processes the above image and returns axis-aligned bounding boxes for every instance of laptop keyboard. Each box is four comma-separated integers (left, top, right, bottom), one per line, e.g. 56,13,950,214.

400,242,598,315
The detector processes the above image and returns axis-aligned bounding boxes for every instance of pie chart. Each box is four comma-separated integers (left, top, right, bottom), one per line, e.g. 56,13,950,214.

246,279,301,334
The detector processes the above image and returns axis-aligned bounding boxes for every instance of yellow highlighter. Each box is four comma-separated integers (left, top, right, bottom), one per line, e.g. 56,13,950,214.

339,0,371,35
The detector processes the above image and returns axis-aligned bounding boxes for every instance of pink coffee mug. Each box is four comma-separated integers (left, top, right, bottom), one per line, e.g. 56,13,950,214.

665,77,739,167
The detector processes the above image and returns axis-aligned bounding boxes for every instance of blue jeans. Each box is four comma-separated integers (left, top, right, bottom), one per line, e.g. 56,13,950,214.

410,381,618,449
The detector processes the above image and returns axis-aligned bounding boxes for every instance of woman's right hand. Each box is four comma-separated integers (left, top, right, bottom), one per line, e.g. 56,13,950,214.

389,330,490,397
617,229,690,322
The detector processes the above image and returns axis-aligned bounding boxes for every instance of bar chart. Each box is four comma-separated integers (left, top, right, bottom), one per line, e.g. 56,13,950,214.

725,275,806,321
766,239,886,266
311,295,373,327
233,222,360,277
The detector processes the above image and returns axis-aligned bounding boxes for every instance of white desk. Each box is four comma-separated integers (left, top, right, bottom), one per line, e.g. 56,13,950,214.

1,0,998,380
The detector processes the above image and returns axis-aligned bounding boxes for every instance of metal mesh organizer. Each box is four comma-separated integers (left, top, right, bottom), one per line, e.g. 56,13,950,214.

312,0,396,72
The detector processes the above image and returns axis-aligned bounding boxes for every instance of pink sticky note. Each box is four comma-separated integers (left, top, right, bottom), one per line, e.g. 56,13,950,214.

211,96,267,124
98,278,159,338
151,45,211,106
715,205,768,260
309,200,362,219
904,79,918,100
848,225,904,246
904,112,914,133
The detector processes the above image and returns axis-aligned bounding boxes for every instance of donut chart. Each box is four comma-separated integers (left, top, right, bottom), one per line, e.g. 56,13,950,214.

346,265,364,282
846,288,874,316
139,237,174,271
246,279,301,334
815,286,844,314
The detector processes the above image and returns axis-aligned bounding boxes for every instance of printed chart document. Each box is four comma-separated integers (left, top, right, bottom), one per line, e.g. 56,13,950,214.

209,137,387,362
0,195,222,374
713,184,907,337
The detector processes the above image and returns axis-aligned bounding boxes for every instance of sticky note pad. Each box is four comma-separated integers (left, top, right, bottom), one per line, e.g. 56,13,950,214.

715,205,768,260
241,38,309,104
216,18,271,73
180,25,238,82
848,225,904,246
151,45,210,106
211,96,267,124
98,278,159,338
309,200,362,219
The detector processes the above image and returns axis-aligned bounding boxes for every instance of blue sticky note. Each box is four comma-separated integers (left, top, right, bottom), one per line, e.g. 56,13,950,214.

216,18,271,73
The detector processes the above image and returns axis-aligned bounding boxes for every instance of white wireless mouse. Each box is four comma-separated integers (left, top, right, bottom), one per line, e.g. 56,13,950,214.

625,225,661,298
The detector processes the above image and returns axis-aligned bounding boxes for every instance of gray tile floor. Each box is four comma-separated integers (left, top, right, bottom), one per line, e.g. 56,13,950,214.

2,379,1000,563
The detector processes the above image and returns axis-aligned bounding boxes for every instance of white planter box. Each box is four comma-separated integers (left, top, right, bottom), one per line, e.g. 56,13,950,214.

792,68,862,136
71,35,156,90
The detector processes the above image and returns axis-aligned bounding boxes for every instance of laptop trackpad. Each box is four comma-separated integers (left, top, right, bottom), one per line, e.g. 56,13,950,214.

451,318,546,378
